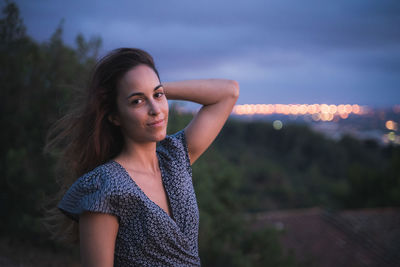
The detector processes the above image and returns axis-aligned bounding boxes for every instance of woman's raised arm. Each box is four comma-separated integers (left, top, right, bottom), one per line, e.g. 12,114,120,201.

164,79,239,164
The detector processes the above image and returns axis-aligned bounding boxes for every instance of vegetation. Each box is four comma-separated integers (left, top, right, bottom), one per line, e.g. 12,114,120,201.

1,2,399,266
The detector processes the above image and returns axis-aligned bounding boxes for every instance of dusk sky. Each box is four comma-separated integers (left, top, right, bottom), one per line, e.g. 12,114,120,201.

13,0,400,107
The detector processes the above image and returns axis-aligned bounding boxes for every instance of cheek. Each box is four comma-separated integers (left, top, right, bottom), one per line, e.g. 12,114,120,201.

118,109,143,128
162,99,169,116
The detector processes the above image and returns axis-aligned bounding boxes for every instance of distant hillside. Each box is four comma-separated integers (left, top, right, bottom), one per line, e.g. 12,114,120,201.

205,118,400,211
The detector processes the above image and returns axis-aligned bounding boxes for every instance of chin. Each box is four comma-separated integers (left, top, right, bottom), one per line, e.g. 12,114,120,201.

152,129,167,142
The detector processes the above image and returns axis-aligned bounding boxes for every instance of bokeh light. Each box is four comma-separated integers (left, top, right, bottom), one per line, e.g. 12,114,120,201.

232,103,370,121
385,120,398,131
273,120,283,130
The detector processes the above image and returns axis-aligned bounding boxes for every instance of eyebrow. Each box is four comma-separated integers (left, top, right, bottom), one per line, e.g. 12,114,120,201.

126,84,163,99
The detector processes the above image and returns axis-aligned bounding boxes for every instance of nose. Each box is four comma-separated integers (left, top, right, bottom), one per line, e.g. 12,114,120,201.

148,99,161,116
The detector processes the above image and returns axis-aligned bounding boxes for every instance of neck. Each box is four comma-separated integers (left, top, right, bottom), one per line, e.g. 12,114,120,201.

115,141,159,174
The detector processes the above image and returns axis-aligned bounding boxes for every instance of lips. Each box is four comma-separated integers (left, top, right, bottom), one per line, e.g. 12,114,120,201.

147,119,165,127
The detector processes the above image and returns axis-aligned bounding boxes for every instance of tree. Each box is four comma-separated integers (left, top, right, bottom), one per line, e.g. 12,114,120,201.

0,1,100,241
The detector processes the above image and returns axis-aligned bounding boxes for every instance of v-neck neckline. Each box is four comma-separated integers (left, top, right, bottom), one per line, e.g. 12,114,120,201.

111,155,176,224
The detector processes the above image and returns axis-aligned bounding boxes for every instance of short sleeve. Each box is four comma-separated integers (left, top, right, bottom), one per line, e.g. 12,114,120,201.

58,165,121,222
157,129,192,172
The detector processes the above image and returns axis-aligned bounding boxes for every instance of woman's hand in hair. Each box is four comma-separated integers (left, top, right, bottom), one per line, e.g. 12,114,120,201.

163,79,239,164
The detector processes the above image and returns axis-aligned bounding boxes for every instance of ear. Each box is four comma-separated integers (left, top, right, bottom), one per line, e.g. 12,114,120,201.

108,113,121,126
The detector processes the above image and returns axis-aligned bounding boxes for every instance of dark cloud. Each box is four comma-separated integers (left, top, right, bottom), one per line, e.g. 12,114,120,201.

13,0,400,106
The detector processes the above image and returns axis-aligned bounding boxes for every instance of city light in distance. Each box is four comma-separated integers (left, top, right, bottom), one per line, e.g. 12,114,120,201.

232,104,366,121
229,104,400,145
385,120,398,131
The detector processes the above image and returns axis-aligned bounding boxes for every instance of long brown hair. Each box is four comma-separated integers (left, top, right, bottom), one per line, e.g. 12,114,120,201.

44,48,160,243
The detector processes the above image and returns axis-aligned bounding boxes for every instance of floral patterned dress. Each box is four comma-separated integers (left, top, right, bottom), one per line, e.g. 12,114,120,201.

58,130,201,266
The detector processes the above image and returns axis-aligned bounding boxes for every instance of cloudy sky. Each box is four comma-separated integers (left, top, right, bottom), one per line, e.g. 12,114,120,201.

13,0,400,107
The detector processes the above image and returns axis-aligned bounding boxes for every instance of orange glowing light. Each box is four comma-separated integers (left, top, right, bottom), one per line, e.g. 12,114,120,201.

233,105,240,114
253,105,259,114
260,105,268,114
329,105,337,114
282,105,290,115
239,106,245,114
244,104,252,114
338,104,345,114
274,104,283,114
320,104,329,114
320,113,334,121
267,104,274,114
344,104,352,113
386,120,398,131
289,105,299,115
251,104,257,114
232,103,365,120
299,104,307,114
352,104,360,114
238,105,245,114
307,105,316,114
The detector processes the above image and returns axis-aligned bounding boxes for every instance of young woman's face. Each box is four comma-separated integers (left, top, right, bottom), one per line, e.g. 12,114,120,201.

112,64,168,144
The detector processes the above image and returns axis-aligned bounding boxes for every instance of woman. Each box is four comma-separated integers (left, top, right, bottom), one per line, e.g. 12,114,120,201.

51,48,239,266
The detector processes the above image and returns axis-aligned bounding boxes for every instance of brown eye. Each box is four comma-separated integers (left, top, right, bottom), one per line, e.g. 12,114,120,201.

131,99,143,105
154,92,164,98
